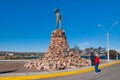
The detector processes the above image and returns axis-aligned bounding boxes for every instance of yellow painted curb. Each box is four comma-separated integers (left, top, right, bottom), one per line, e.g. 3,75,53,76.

0,60,120,80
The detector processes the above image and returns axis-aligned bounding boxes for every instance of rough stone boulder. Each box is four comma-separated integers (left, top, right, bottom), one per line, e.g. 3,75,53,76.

24,30,90,71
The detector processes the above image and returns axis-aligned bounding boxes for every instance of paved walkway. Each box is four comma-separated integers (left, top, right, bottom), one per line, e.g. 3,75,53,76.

40,62,120,80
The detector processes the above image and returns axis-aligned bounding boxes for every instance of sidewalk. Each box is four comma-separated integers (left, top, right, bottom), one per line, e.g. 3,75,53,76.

0,60,120,80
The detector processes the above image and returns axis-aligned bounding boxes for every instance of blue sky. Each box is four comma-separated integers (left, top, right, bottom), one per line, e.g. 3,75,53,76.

0,0,120,52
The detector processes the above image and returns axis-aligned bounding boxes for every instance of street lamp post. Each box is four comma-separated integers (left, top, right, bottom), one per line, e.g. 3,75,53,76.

98,21,119,62
107,33,110,61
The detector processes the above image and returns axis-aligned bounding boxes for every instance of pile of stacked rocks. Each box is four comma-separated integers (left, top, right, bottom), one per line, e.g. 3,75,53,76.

45,29,70,57
24,30,90,71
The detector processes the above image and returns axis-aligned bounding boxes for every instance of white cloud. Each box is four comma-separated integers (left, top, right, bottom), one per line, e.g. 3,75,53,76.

79,41,91,49
79,40,99,49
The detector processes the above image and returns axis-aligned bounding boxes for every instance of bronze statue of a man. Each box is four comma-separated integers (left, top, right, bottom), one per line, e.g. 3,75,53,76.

54,8,62,30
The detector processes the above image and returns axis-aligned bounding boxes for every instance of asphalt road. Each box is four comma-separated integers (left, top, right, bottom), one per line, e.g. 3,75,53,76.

40,63,120,80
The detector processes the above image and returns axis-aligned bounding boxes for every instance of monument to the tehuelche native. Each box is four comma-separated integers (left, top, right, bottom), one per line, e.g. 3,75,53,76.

24,9,90,71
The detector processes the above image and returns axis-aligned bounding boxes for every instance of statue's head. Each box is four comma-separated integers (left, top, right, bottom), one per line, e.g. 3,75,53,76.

54,8,60,13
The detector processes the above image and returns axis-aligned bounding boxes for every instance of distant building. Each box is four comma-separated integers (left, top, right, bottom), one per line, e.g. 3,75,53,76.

6,53,14,56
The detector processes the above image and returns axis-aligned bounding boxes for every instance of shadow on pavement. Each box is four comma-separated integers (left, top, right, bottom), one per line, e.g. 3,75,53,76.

0,70,18,74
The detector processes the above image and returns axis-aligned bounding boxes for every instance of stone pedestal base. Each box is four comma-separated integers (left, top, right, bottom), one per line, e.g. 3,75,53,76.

24,30,90,71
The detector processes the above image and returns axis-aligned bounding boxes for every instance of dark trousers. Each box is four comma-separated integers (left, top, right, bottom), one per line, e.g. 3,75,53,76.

94,63,100,73
91,60,94,66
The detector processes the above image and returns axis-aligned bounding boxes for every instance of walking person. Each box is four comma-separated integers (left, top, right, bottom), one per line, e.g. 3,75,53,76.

90,52,95,66
94,53,101,74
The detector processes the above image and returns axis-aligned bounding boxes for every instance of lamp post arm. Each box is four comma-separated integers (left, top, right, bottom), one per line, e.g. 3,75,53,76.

97,24,107,33
109,21,119,33
101,26,107,33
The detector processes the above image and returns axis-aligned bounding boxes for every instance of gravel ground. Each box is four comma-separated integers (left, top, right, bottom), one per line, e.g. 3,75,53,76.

0,60,41,73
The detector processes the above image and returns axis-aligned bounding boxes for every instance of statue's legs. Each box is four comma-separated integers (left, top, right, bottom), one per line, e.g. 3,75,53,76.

59,20,62,30
56,19,62,30
56,21,58,29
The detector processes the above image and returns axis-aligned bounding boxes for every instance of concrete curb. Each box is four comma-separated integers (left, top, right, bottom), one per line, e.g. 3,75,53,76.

0,60,120,80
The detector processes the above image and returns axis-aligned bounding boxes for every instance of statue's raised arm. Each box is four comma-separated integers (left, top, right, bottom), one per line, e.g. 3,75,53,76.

54,8,62,30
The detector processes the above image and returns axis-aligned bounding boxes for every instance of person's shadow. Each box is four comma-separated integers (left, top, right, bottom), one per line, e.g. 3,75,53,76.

0,70,18,74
